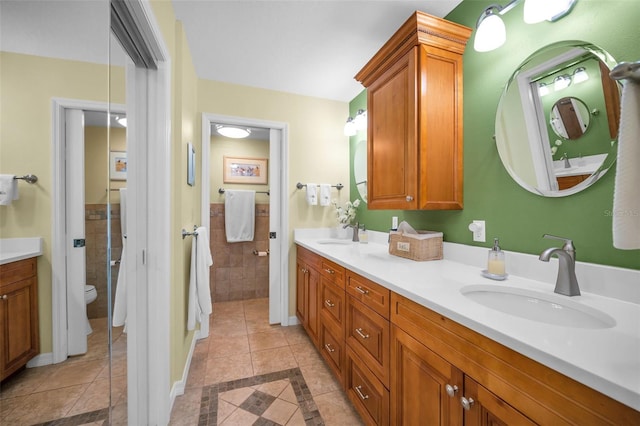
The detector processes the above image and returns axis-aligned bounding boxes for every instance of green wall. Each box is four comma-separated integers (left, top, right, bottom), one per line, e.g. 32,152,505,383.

350,0,639,270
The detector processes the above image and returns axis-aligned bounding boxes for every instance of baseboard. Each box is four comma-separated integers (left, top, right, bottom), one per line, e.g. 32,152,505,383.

168,329,200,407
288,316,300,326
26,352,54,368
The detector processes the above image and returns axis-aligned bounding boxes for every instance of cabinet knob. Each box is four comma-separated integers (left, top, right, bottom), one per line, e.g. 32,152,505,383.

461,397,475,411
406,195,414,202
324,343,335,353
445,384,458,397
324,299,335,308
323,268,335,274
355,328,370,339
354,385,369,400
300,268,308,274
1,294,7,300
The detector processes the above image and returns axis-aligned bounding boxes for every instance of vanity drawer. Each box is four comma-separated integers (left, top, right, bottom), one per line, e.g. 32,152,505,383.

0,257,37,288
296,245,322,271
320,258,345,288
319,322,344,386
320,277,346,335
346,346,390,426
346,270,390,319
346,295,390,388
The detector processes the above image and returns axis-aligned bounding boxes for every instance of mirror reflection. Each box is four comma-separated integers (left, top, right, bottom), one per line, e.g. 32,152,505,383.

496,41,621,196
353,139,367,202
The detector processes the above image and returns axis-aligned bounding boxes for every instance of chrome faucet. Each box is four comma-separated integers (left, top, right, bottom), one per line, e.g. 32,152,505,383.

539,234,580,296
561,152,571,168
343,222,360,242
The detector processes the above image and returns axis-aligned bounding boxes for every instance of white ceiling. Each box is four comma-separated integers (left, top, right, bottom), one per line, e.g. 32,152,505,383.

1,0,463,103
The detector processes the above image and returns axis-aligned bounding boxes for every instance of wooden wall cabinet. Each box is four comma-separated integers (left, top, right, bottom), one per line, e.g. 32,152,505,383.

1,257,39,381
355,12,471,210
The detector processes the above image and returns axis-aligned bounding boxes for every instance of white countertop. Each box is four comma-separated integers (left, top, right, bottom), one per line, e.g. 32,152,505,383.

294,228,640,411
0,237,43,265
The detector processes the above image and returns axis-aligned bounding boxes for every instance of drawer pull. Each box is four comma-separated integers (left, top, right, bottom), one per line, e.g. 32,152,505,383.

354,385,369,400
1,295,7,300
355,286,369,295
324,299,335,308
323,268,335,274
300,268,308,274
445,384,458,397
406,195,414,202
461,397,475,411
324,343,335,353
355,328,370,339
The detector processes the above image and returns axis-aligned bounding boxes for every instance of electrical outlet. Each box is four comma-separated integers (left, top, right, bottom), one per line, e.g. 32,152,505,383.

469,220,486,242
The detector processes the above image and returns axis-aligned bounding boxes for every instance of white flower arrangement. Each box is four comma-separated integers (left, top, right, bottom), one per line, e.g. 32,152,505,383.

332,199,360,225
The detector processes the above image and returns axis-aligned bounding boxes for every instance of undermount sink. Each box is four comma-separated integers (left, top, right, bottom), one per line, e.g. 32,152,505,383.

460,285,616,329
317,239,353,245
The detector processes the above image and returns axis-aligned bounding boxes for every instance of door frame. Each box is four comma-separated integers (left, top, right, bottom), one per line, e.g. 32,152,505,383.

201,113,290,326
51,98,126,365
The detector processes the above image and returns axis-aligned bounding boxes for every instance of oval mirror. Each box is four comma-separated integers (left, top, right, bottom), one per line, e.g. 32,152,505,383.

353,139,367,202
495,41,621,196
549,96,590,140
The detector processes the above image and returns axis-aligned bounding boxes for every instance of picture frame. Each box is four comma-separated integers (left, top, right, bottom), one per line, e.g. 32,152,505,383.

223,156,268,185
110,151,127,181
187,143,196,186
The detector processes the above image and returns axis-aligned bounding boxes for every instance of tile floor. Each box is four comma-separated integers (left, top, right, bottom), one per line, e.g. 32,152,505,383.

0,298,364,425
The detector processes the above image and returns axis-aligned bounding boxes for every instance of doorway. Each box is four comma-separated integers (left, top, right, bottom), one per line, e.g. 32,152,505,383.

201,114,290,329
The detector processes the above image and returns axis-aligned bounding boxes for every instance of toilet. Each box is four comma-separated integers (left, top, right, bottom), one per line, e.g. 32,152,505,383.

85,285,97,334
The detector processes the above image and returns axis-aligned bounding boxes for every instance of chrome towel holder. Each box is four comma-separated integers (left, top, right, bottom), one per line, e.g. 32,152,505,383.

13,174,38,184
296,182,343,190
181,225,199,239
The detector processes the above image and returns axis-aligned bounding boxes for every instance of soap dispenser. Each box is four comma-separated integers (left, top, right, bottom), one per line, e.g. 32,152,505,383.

486,238,506,277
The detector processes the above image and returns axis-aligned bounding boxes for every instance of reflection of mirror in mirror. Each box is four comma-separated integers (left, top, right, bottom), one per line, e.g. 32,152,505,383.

495,41,621,197
353,139,367,202
549,97,590,140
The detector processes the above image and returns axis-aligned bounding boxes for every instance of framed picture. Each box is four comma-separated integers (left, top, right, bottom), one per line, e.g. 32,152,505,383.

110,151,127,181
187,143,195,186
223,156,268,185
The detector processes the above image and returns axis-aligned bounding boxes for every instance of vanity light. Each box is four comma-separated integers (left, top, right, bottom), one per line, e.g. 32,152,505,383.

538,82,550,96
353,109,367,131
553,74,572,91
474,0,578,52
343,117,357,136
573,66,589,83
473,5,506,52
216,125,251,139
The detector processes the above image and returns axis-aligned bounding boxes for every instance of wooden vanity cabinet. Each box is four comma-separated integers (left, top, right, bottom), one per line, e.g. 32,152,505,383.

355,12,471,210
1,257,39,381
296,246,321,347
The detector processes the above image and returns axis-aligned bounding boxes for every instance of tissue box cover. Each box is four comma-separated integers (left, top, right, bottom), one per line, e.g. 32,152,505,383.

388,230,443,261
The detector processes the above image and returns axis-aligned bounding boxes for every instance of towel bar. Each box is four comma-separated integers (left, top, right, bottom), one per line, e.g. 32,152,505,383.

296,182,343,190
182,225,199,239
218,187,270,195
610,61,640,83
13,174,38,184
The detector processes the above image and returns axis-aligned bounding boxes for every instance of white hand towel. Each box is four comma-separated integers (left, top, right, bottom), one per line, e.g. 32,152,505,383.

0,175,18,206
225,190,255,242
188,227,214,331
612,80,640,249
319,184,331,206
305,183,318,205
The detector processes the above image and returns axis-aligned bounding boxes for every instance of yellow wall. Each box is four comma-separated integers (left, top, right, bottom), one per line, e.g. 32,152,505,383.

0,51,124,353
84,126,126,204
210,135,271,205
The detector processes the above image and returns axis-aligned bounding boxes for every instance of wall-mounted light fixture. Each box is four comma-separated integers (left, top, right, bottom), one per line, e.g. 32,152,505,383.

474,0,578,52
344,109,367,136
538,82,550,97
216,125,251,139
553,74,572,91
572,66,589,83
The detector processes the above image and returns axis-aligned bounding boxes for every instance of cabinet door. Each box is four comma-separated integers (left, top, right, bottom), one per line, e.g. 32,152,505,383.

320,277,346,334
391,325,463,425
462,376,536,426
295,259,307,324
367,47,418,210
2,277,39,378
305,266,320,347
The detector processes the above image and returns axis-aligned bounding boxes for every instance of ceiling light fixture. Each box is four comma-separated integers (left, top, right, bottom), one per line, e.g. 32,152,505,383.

474,0,578,52
216,125,251,139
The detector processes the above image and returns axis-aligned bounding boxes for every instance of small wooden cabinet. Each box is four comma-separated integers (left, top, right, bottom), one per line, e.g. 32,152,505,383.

1,257,39,381
355,12,471,210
